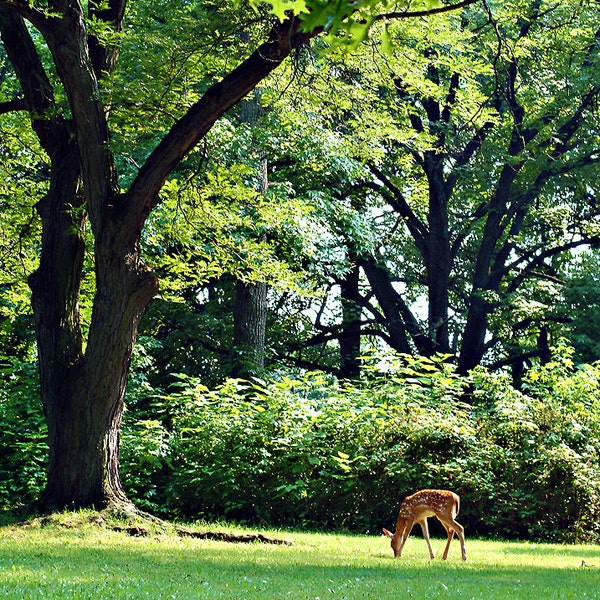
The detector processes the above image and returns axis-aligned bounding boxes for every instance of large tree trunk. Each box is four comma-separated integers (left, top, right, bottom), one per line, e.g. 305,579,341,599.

424,156,451,353
31,165,158,509
38,283,157,509
35,231,157,509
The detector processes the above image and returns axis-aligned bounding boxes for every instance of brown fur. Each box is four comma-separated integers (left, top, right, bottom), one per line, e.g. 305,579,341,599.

382,489,466,560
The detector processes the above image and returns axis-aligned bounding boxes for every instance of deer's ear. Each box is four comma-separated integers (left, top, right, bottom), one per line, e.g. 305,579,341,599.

382,528,393,539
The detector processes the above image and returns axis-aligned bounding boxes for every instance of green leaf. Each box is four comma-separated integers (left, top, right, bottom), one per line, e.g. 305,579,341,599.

380,23,393,56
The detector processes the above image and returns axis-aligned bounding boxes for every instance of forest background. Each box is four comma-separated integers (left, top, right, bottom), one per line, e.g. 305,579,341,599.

1,0,600,543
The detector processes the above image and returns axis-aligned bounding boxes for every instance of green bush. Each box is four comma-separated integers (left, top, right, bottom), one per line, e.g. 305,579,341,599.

124,351,600,541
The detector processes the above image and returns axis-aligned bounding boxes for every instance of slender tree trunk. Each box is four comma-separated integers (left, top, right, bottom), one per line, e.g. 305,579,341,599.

232,90,268,378
339,189,369,377
339,261,361,379
424,156,451,353
232,280,268,378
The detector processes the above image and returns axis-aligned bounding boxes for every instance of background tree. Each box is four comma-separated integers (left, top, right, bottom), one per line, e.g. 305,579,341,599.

231,89,269,378
255,0,600,376
139,0,600,381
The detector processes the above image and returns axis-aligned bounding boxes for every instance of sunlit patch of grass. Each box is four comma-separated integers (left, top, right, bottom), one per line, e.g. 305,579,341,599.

1,514,599,598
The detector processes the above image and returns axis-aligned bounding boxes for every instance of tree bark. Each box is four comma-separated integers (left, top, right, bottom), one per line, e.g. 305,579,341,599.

232,280,268,378
231,90,269,378
43,236,158,508
339,261,361,379
424,155,451,353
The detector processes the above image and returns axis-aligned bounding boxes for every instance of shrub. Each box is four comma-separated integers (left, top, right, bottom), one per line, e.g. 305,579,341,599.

123,352,600,541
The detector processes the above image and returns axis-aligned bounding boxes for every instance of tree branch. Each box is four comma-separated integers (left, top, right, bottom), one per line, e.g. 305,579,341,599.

0,0,48,30
503,236,600,295
367,164,429,251
87,0,127,77
36,2,119,235
360,255,434,356
441,72,460,126
0,97,27,114
0,7,65,157
449,119,495,172
375,0,479,21
121,16,321,248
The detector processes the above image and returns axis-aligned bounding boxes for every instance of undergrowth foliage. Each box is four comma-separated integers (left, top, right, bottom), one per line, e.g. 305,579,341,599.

2,348,600,542
117,349,600,542
0,359,47,506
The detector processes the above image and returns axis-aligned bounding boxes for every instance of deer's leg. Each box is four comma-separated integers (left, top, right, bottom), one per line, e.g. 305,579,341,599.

396,517,415,557
438,516,467,561
439,521,454,560
418,518,435,559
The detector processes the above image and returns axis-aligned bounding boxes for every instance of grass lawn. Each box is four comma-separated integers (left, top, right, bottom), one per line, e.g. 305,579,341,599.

1,515,599,599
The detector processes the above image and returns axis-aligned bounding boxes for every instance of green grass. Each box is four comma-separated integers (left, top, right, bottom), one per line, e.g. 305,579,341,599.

1,516,599,599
